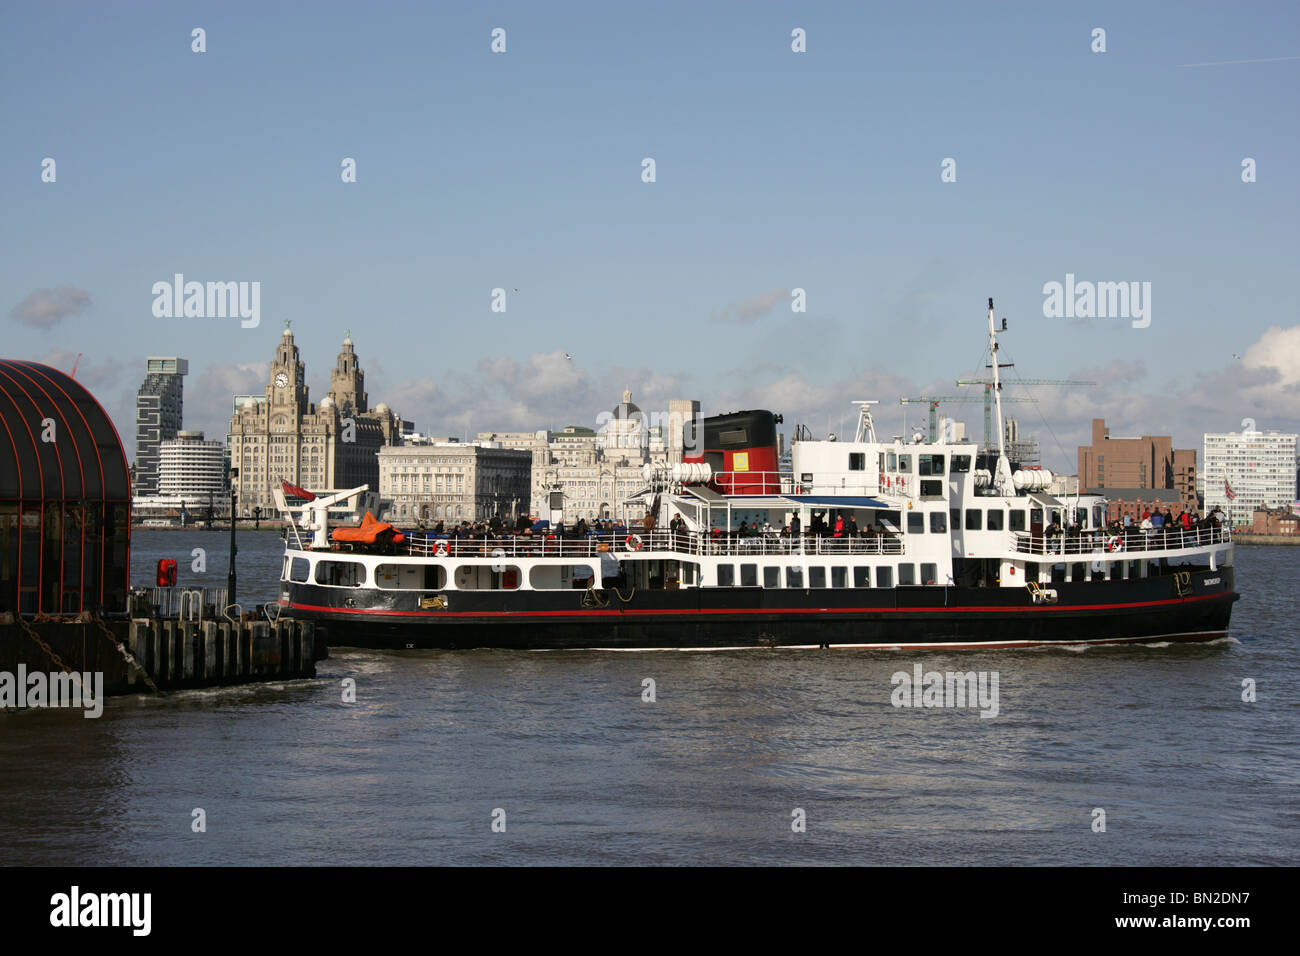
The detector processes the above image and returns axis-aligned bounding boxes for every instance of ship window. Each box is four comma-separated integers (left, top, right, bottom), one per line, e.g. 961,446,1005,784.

376,563,440,590
907,513,924,534
965,509,982,531
1051,563,1067,583
853,567,871,588
763,566,780,588
682,563,698,585
1030,508,1043,526
897,455,912,473
831,567,848,588
920,479,943,497
930,512,947,533
849,453,865,471
528,564,591,590
289,557,311,582
887,452,897,471
1070,563,1085,582
1093,505,1104,529
719,428,747,445
1025,561,1039,583
717,564,735,586
876,566,893,588
921,563,938,585
987,510,1005,531
314,560,366,587
919,455,944,476
809,567,827,588
951,455,972,473
1009,510,1026,531
786,567,804,588
740,564,758,587
898,564,915,586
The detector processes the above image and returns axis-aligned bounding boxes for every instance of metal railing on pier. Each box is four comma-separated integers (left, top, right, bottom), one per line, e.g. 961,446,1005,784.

138,586,231,621
1010,525,1231,557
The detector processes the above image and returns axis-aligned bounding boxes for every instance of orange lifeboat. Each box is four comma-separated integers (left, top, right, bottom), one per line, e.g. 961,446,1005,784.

331,511,406,547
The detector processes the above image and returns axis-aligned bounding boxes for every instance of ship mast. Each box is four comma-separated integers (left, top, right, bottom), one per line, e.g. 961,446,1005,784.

987,297,1015,496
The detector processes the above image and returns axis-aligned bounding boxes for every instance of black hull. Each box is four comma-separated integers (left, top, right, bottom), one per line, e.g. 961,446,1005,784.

282,568,1238,651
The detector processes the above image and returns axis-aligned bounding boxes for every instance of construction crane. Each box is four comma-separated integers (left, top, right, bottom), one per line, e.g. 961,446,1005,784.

899,395,1037,443
955,378,1095,450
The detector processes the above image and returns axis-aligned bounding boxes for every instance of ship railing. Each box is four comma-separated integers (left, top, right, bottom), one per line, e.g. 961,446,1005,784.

698,471,795,495
401,530,904,559
1010,525,1232,557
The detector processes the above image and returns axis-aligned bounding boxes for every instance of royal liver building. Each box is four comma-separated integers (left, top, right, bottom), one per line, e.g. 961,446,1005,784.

227,324,402,514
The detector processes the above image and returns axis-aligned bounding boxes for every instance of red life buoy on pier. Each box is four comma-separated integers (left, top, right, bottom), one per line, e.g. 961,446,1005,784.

156,558,178,587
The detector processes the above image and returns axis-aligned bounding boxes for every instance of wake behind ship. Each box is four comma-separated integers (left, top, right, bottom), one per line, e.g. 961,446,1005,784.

275,300,1238,651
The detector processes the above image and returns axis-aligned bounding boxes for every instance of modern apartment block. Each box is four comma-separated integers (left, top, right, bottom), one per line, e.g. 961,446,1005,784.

1203,427,1299,526
134,357,188,496
158,430,226,503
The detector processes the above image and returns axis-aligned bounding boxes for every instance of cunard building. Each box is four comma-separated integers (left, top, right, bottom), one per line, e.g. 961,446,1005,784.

228,324,402,515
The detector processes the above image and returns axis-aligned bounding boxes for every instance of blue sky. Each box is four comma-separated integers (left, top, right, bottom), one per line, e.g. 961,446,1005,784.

2,1,1297,471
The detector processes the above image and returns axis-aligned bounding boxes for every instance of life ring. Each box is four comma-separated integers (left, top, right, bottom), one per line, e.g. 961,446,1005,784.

625,534,643,552
1106,535,1123,553
435,540,448,556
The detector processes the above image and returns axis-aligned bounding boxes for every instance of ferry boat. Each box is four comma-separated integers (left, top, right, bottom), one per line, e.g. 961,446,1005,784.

275,299,1237,651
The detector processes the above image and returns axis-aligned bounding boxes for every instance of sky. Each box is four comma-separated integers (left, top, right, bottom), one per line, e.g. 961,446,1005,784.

2,0,1297,475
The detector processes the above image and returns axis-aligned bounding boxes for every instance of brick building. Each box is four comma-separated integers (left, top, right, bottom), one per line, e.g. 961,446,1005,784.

1078,418,1197,511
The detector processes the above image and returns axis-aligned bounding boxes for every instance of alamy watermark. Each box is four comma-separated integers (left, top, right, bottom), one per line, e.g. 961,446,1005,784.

1042,273,1150,328
1,666,104,718
152,274,260,328
890,663,999,718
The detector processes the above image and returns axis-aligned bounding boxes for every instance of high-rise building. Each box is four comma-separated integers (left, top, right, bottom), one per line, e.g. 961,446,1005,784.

135,357,188,496
1203,427,1299,526
227,326,402,514
158,430,225,503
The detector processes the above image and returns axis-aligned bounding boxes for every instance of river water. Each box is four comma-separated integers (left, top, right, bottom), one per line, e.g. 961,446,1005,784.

0,531,1295,865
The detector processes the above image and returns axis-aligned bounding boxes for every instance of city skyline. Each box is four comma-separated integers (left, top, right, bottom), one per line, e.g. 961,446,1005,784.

3,1,1298,471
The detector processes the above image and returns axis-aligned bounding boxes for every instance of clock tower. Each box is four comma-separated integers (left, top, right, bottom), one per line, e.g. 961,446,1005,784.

268,321,308,414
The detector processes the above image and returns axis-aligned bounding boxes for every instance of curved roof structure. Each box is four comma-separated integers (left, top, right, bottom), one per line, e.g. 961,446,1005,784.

0,360,132,501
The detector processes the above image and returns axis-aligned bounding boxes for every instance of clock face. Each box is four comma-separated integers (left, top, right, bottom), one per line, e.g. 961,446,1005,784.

275,372,288,388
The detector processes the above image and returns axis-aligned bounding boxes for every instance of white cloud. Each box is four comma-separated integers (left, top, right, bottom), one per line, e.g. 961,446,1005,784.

10,286,91,329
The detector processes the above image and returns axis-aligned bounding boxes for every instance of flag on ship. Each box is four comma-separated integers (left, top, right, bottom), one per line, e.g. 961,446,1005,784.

281,479,315,501
1224,480,1236,500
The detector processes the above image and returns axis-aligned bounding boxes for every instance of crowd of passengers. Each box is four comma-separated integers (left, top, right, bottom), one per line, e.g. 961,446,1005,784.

1037,506,1228,552
402,510,895,544
399,505,1227,551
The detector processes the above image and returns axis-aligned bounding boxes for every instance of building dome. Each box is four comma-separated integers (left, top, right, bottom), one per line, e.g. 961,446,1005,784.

611,387,642,420
374,402,390,414
319,395,334,409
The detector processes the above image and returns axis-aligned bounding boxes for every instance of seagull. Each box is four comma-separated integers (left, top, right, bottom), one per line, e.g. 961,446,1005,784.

563,352,572,361
1232,353,1241,359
